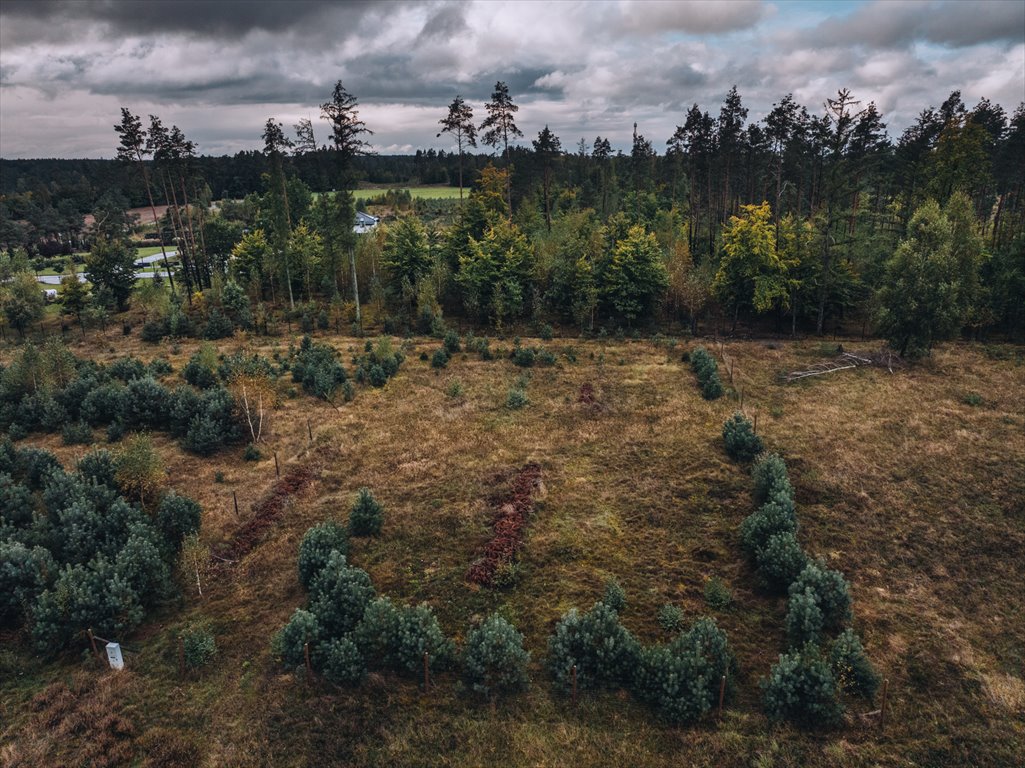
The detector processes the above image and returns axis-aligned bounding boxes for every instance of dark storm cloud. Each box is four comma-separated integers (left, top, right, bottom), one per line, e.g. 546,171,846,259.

0,0,381,42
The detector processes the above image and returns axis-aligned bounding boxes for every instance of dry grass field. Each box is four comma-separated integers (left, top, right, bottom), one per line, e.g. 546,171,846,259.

1,328,1023,767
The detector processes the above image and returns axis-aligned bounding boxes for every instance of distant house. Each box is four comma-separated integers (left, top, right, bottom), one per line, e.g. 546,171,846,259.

353,211,379,234
42,288,58,302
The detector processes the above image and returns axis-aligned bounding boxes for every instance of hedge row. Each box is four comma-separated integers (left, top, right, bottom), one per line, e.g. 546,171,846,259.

720,422,880,726
277,537,734,724
689,347,724,400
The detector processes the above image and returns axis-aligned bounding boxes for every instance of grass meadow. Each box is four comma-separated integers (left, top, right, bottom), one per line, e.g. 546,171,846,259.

1,330,1022,767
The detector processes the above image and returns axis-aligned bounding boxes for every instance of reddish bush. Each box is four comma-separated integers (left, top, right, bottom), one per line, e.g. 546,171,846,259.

467,463,542,587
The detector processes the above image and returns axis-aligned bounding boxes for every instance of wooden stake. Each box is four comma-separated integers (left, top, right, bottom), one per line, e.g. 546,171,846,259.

178,636,186,677
232,490,239,519
87,628,103,665
740,388,744,409
753,412,759,435
718,674,726,719
880,678,889,730
423,651,430,692
571,664,578,708
304,642,312,678
307,419,313,442
729,358,734,383
273,451,280,478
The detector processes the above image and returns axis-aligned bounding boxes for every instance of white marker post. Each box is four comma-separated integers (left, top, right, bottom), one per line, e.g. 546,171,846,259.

105,642,125,671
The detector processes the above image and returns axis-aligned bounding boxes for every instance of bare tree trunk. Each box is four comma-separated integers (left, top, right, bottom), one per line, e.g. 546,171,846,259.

178,176,204,288
138,162,176,297
350,247,361,332
164,176,195,301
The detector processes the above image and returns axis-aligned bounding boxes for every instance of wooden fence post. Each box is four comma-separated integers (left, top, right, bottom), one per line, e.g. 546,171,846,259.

423,651,430,692
718,674,726,719
307,419,313,442
880,678,889,730
571,664,578,708
274,451,280,478
232,491,239,519
87,628,103,666
753,412,759,434
304,642,312,679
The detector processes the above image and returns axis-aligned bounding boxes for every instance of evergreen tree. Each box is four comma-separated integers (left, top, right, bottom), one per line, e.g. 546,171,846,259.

532,126,562,231
462,614,530,698
383,217,432,317
320,81,373,328
437,95,477,200
115,107,177,296
876,199,961,357
480,82,523,213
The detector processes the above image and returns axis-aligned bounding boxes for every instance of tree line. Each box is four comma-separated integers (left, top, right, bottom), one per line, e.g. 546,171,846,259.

1,81,1023,350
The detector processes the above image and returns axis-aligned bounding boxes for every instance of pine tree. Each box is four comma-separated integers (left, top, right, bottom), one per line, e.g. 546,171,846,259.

462,614,530,698
480,82,523,213
437,96,477,200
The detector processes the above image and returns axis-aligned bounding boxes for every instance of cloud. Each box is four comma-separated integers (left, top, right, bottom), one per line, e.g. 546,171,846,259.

616,0,767,35
0,0,1022,159
0,0,381,44
799,0,1025,50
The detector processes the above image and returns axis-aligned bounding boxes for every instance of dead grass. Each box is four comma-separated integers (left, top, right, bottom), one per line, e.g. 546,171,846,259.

1,330,1023,767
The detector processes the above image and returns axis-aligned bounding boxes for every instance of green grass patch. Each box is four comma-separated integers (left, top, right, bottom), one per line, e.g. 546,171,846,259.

353,186,463,200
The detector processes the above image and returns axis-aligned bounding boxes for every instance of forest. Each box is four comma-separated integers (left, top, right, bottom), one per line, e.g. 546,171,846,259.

0,82,1022,355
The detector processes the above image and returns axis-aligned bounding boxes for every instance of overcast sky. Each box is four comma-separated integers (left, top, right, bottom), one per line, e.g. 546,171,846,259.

1,0,1022,159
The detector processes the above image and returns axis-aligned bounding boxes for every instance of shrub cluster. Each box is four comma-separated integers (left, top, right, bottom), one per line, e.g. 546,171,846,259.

466,333,494,361
506,387,529,409
0,443,202,653
634,618,735,724
510,343,557,368
722,412,764,462
430,348,450,369
443,330,461,354
182,627,217,670
546,586,737,725
287,335,347,399
547,601,641,692
140,291,252,344
274,528,453,686
689,346,724,399
353,338,404,388
0,343,245,457
761,642,843,726
724,443,879,726
297,520,349,589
